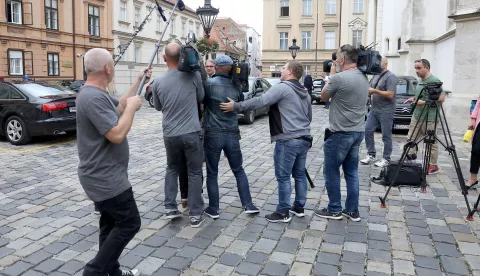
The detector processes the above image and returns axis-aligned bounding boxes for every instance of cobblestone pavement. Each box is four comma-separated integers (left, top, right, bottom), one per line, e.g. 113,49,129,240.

0,102,480,276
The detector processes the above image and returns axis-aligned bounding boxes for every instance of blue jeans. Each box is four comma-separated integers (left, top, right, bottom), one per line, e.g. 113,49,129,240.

324,132,364,213
273,138,311,214
365,110,394,161
204,131,253,212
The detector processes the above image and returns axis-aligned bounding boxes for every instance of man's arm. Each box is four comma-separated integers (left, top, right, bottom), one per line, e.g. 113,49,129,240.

152,85,162,111
321,74,340,102
220,85,285,113
117,67,152,114
105,103,138,144
369,89,395,99
195,71,205,103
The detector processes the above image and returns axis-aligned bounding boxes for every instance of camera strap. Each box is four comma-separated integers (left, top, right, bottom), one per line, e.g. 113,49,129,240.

371,71,389,89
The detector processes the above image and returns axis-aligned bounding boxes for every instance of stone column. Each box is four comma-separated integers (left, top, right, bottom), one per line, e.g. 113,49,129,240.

446,2,480,133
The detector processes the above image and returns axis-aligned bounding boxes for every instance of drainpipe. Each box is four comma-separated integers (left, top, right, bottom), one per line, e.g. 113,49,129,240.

72,0,76,81
338,0,342,47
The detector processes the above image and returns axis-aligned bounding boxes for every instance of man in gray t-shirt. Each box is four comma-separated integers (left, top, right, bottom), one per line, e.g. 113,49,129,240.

152,42,205,228
360,57,397,167
76,48,151,276
315,45,368,222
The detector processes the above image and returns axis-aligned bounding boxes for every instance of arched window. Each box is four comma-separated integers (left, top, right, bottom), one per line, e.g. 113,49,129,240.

398,38,402,50
386,38,389,51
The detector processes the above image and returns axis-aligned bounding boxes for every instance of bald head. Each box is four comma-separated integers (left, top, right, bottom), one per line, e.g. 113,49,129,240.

84,48,113,75
381,57,388,71
165,43,181,63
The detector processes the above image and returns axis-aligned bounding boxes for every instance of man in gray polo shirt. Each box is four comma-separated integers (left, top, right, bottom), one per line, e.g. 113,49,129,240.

76,48,151,276
360,57,397,167
152,42,205,227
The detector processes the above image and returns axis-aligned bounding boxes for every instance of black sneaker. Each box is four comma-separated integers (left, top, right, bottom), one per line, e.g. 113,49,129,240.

265,212,291,223
204,207,220,219
244,205,260,214
314,208,343,220
165,210,182,219
190,216,205,228
289,206,305,217
342,209,361,222
120,269,140,276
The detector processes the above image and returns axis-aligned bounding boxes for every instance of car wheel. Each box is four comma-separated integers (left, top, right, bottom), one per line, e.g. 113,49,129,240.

245,110,255,124
316,100,321,104
148,95,154,107
5,116,31,145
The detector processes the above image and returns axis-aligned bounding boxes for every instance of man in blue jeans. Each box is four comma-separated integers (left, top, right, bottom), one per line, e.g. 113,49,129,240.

316,45,369,222
202,55,259,218
360,57,397,168
221,59,312,223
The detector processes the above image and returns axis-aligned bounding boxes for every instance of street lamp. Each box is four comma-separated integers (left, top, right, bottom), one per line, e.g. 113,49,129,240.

196,0,219,38
289,38,300,59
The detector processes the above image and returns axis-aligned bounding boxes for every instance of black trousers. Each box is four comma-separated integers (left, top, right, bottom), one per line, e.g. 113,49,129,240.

84,188,141,276
471,127,480,174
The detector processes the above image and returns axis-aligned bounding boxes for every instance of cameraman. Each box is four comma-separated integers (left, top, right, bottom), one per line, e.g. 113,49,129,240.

202,55,259,219
316,45,369,222
360,57,397,167
220,60,312,223
404,59,445,174
151,42,205,227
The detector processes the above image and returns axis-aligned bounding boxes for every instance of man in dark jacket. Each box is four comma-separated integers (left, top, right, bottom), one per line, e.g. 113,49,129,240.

203,55,259,219
304,71,313,98
221,60,312,223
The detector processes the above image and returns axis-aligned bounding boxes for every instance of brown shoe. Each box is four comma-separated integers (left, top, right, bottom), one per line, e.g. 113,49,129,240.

181,199,188,208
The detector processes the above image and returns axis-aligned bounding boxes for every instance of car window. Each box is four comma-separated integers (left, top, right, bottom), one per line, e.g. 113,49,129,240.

266,78,281,86
14,83,76,97
11,90,25,99
261,80,270,91
397,78,416,95
313,80,324,86
0,84,9,99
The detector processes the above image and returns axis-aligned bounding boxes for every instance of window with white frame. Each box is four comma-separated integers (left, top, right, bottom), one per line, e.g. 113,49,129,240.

326,0,336,15
325,31,335,49
45,0,58,30
135,44,141,63
156,49,162,64
189,21,193,33
170,16,176,35
279,32,288,50
135,7,140,26
196,24,200,38
280,0,289,17
120,1,127,21
7,0,22,24
352,30,363,47
88,5,100,36
353,0,364,13
302,31,312,49
8,50,23,75
48,53,59,76
303,0,312,16
182,21,186,37
120,44,128,61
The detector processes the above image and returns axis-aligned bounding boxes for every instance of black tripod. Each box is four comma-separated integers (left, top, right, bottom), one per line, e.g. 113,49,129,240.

378,84,478,220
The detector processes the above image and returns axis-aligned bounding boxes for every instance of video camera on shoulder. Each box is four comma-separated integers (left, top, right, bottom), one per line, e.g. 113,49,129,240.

322,44,382,75
231,60,250,92
178,45,200,73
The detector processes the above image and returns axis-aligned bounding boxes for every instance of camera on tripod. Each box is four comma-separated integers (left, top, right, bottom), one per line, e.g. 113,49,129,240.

422,82,443,101
322,44,382,75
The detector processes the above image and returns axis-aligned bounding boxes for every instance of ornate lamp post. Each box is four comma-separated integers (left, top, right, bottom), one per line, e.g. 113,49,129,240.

289,38,300,59
196,0,219,38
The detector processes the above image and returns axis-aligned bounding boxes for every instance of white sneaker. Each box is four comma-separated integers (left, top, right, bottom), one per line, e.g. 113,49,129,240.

360,155,376,165
374,158,389,168
121,269,139,276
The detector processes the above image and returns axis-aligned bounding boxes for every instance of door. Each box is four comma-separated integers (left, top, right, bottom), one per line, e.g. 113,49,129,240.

0,84,10,128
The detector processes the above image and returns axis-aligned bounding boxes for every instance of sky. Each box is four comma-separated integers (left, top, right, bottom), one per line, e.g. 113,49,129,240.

183,0,263,36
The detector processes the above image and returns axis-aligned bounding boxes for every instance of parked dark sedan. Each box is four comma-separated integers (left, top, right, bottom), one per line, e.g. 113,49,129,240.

238,77,271,124
311,78,325,104
0,80,77,145
144,80,155,107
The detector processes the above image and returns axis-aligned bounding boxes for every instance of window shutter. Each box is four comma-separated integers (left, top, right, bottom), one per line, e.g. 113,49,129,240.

24,51,33,75
23,2,33,25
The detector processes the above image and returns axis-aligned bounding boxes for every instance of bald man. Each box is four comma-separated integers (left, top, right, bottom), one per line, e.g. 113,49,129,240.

360,57,397,167
152,42,205,227
76,48,151,276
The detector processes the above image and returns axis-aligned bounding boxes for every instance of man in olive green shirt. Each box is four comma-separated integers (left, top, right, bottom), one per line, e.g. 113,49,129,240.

404,59,446,174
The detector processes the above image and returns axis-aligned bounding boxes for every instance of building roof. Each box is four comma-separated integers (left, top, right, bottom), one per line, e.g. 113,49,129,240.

210,18,247,57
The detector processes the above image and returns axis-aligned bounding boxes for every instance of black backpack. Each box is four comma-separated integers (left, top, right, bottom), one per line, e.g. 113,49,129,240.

372,161,423,187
